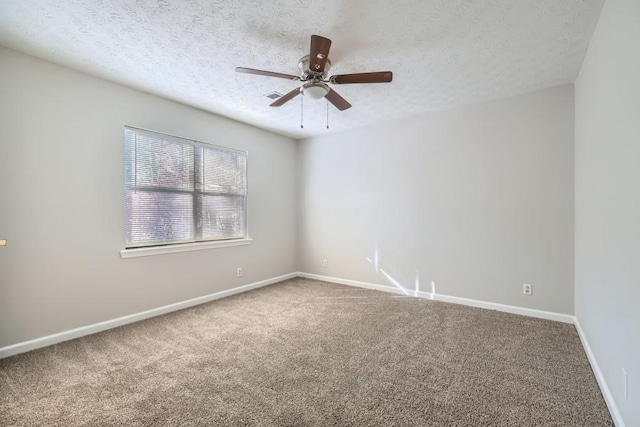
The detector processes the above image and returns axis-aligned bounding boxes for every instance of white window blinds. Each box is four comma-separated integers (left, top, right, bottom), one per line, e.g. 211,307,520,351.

124,127,247,248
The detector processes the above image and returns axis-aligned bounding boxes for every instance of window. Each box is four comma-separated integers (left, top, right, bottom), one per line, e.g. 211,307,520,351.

124,127,247,249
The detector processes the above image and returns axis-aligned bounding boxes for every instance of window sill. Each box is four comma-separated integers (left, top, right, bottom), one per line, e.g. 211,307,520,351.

120,238,253,259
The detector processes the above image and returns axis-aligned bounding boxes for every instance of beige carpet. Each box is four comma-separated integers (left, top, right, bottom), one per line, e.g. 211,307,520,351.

0,278,613,426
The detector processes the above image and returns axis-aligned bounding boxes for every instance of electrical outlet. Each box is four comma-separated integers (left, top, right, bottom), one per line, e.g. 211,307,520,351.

322,259,328,268
237,268,243,277
523,283,532,295
0,239,6,246
622,368,628,400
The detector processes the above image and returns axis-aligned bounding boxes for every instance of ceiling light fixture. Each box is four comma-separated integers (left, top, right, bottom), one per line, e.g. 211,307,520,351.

301,81,329,100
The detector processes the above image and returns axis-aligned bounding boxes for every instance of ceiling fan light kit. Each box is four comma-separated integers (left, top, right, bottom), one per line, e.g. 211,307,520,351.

235,35,393,115
302,81,329,99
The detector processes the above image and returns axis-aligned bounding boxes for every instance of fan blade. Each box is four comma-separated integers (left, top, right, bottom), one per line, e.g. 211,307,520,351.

235,67,300,81
330,71,393,84
325,89,352,111
309,35,332,73
270,87,302,107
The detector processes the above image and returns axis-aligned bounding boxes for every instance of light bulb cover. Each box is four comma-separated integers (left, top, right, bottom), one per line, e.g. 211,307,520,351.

302,82,329,99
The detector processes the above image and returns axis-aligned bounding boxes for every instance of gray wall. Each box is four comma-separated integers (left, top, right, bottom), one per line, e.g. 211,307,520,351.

575,0,640,423
298,85,575,314
0,47,298,348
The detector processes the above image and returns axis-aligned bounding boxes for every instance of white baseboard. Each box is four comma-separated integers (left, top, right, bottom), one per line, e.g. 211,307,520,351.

298,272,408,296
0,272,298,359
424,292,575,324
300,272,574,324
574,319,625,427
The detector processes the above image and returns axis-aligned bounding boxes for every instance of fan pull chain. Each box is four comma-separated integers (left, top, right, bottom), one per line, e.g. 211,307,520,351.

326,98,329,129
300,94,304,129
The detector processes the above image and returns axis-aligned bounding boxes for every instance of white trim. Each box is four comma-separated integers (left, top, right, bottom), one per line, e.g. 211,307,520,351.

574,318,626,427
298,272,408,296
299,272,574,323
423,292,575,324
120,238,253,258
0,272,296,359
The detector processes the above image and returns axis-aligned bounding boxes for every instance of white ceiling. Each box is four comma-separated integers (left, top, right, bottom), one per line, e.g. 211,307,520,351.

0,0,603,139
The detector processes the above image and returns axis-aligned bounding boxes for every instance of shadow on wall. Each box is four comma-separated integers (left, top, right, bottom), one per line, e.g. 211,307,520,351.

366,245,436,299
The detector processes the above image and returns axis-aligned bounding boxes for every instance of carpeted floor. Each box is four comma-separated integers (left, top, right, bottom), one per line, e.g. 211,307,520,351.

0,278,613,426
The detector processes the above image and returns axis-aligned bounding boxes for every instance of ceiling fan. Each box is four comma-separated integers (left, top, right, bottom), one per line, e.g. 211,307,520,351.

235,35,393,111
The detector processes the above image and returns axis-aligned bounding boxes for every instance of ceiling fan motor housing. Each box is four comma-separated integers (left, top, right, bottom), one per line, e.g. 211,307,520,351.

298,55,332,80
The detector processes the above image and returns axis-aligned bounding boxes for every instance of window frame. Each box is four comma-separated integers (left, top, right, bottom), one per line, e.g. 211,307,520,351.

120,126,251,258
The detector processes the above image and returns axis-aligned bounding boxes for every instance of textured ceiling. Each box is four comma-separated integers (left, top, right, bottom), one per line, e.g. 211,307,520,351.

0,0,603,139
